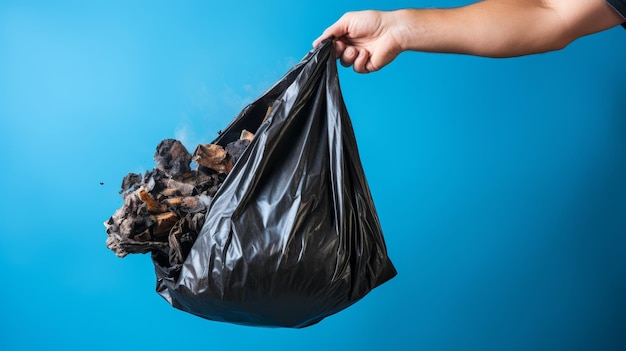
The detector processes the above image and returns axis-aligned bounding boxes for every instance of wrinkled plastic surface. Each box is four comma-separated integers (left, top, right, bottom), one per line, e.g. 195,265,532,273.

151,40,396,328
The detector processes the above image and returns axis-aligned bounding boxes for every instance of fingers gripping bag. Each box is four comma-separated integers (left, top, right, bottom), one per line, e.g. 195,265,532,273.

151,40,397,328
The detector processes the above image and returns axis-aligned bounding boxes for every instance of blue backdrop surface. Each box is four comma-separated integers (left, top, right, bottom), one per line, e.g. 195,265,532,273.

1,1,624,350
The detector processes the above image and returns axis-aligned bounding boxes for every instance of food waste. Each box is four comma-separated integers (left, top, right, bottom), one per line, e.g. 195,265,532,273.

104,130,254,266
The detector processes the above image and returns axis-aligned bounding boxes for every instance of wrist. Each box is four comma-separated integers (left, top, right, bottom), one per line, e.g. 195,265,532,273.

389,9,423,52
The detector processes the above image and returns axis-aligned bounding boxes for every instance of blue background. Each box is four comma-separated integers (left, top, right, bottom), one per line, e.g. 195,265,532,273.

1,1,624,350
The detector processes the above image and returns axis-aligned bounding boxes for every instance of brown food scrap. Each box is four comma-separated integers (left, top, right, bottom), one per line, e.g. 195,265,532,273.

139,189,167,213
240,129,254,142
161,178,196,197
163,197,182,207
163,196,208,212
153,212,179,235
262,105,272,123
193,144,233,174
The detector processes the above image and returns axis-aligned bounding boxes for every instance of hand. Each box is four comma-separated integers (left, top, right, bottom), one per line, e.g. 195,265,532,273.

313,10,405,73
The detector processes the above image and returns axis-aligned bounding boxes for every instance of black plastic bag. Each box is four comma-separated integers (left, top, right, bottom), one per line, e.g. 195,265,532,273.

152,40,396,328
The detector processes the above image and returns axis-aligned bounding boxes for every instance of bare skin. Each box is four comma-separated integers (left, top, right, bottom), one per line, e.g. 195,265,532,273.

313,0,625,73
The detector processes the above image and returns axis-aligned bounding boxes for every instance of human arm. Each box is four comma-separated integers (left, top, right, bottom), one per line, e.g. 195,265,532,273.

313,0,625,73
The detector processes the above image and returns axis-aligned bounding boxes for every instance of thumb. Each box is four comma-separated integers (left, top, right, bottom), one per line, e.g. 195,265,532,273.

313,17,349,47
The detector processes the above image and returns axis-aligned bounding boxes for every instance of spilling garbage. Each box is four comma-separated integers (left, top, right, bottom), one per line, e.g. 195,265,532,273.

105,130,253,266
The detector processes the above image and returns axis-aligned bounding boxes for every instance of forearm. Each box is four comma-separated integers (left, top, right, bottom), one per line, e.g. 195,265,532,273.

314,0,624,72
394,0,624,57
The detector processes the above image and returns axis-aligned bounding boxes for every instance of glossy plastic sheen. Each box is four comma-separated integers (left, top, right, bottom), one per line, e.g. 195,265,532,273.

152,40,396,328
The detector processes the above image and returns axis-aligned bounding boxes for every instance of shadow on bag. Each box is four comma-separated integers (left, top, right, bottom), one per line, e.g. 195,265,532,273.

151,40,396,328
